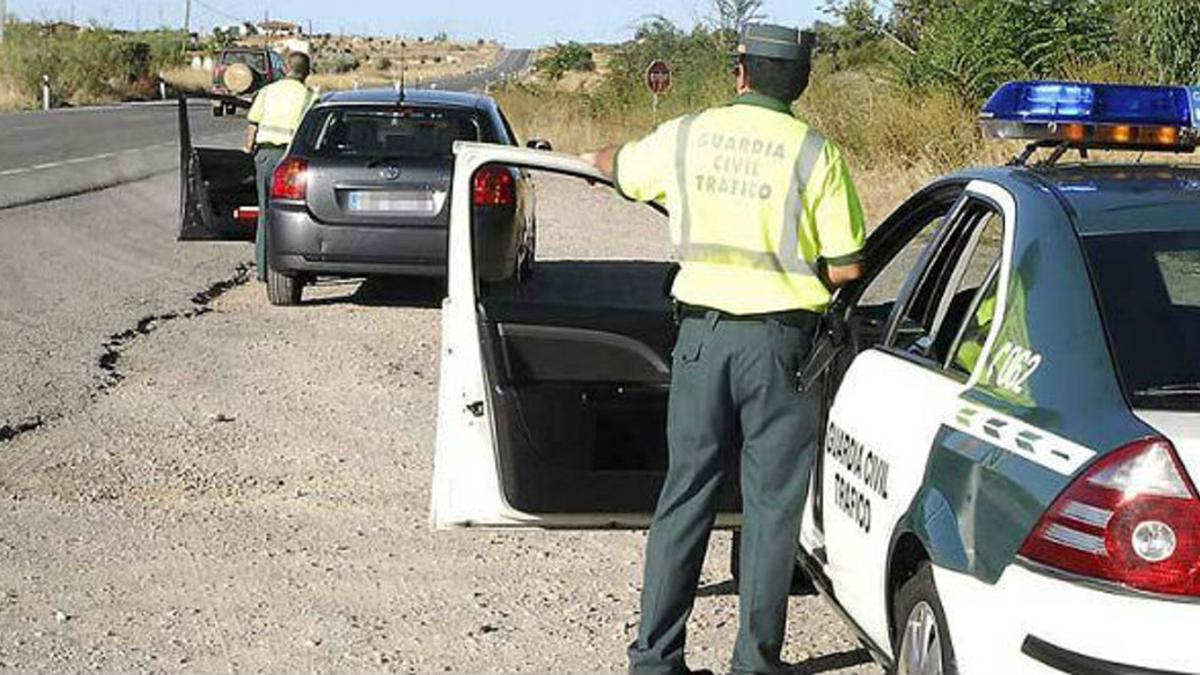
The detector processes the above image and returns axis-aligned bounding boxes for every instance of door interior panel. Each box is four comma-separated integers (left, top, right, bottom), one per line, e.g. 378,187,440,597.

479,260,741,515
180,147,257,241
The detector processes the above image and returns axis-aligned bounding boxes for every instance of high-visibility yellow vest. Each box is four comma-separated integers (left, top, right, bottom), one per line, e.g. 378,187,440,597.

615,93,866,314
247,78,316,146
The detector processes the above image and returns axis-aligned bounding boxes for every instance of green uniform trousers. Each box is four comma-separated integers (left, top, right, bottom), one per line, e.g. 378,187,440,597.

253,146,287,282
629,310,820,675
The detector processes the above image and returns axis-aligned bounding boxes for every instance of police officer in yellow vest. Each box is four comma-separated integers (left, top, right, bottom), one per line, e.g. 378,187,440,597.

243,51,316,282
583,24,866,675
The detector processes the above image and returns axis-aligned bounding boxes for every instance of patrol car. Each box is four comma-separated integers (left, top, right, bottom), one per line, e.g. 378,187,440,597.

431,81,1200,674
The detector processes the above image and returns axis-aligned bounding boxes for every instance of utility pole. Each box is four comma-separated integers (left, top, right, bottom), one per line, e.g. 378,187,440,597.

0,0,7,45
181,0,191,55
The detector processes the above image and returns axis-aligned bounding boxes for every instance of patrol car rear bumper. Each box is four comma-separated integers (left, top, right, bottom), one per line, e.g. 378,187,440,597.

932,563,1199,674
1022,635,1191,675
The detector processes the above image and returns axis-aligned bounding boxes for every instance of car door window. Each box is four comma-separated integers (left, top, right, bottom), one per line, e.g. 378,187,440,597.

859,213,946,308
889,198,1005,370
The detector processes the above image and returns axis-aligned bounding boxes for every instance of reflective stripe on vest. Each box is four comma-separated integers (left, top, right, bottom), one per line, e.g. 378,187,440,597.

672,117,826,276
255,85,314,145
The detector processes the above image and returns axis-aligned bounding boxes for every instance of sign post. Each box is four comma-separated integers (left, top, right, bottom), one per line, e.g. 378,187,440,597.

645,60,672,125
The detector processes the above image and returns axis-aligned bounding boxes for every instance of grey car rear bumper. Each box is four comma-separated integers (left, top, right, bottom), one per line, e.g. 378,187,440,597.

267,205,449,277
267,203,519,281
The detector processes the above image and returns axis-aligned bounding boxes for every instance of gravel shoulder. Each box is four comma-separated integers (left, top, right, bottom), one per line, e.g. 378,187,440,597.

0,174,880,674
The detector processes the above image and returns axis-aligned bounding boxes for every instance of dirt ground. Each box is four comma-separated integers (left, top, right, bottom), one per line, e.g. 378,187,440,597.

0,175,880,674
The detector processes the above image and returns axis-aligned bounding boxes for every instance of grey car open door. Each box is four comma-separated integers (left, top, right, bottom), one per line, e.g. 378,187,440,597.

177,97,258,242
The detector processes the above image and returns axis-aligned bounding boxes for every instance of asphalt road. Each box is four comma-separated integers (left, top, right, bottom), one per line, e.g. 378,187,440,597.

0,100,235,174
0,48,532,435
431,48,533,91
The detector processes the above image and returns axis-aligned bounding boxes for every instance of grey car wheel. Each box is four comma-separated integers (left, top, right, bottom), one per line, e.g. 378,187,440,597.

893,563,957,675
519,217,537,281
266,267,303,306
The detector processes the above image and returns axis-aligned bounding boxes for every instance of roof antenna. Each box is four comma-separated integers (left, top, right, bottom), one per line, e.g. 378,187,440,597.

396,40,407,104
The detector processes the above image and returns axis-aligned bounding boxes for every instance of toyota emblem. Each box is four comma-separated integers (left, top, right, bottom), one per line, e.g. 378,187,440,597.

380,166,402,181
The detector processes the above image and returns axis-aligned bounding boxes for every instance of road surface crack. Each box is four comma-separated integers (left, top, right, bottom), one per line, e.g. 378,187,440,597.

0,417,45,443
0,263,251,445
98,263,251,390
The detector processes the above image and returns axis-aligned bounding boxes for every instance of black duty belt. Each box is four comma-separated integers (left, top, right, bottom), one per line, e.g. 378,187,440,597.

676,302,821,330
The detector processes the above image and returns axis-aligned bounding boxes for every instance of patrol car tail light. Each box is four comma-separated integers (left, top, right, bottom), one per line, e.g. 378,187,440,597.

271,158,308,202
1020,438,1200,598
473,166,514,207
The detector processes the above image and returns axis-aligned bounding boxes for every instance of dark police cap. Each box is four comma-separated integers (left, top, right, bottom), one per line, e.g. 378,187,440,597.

737,23,815,62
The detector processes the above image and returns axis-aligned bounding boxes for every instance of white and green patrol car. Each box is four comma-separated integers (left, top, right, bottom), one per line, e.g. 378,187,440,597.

431,81,1200,675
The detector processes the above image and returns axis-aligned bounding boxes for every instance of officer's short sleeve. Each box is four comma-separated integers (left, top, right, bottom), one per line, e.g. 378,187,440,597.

614,118,681,204
247,89,266,125
810,143,866,266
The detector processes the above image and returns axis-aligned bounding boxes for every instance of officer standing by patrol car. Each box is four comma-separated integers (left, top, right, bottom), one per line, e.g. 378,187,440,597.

242,51,315,282
583,23,866,675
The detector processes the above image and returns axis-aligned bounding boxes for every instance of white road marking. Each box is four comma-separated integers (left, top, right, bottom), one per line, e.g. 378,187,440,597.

0,133,229,178
0,149,141,176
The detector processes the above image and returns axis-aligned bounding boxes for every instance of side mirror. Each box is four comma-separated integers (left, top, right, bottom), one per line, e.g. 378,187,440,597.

526,139,553,151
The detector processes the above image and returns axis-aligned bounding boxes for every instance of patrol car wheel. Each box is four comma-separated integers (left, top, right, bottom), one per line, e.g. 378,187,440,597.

266,267,304,306
893,563,957,675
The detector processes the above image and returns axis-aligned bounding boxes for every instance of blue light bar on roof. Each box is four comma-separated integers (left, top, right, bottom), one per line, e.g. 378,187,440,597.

980,81,1200,151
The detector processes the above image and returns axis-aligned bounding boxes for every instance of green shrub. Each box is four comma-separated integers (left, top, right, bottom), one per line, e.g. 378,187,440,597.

892,0,1116,103
0,22,191,107
535,42,596,80
1116,0,1200,84
591,18,729,120
323,53,360,74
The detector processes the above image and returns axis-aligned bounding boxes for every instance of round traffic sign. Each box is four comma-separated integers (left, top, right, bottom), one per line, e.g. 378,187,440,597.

645,60,672,95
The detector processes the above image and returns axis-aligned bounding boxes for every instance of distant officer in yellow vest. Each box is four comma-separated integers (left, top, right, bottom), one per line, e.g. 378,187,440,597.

243,51,315,282
583,24,866,675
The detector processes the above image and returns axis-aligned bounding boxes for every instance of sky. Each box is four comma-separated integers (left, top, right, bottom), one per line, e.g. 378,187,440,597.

9,0,827,48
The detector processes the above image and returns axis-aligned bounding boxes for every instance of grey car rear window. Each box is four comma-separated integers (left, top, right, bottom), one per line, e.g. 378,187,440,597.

296,107,486,158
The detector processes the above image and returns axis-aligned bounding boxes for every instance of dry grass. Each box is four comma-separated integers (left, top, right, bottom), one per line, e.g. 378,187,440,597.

0,78,28,112
495,87,642,152
495,69,1000,228
309,72,395,91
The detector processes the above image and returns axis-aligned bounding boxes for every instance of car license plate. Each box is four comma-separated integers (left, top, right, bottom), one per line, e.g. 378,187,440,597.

347,191,436,214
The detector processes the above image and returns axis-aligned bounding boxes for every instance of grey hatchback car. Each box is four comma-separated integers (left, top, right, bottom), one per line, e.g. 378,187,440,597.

178,89,540,305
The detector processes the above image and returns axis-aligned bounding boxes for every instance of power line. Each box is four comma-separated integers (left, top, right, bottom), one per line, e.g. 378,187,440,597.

193,0,248,25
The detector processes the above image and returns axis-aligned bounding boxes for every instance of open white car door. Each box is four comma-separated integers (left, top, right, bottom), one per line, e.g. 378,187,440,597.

431,142,742,529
